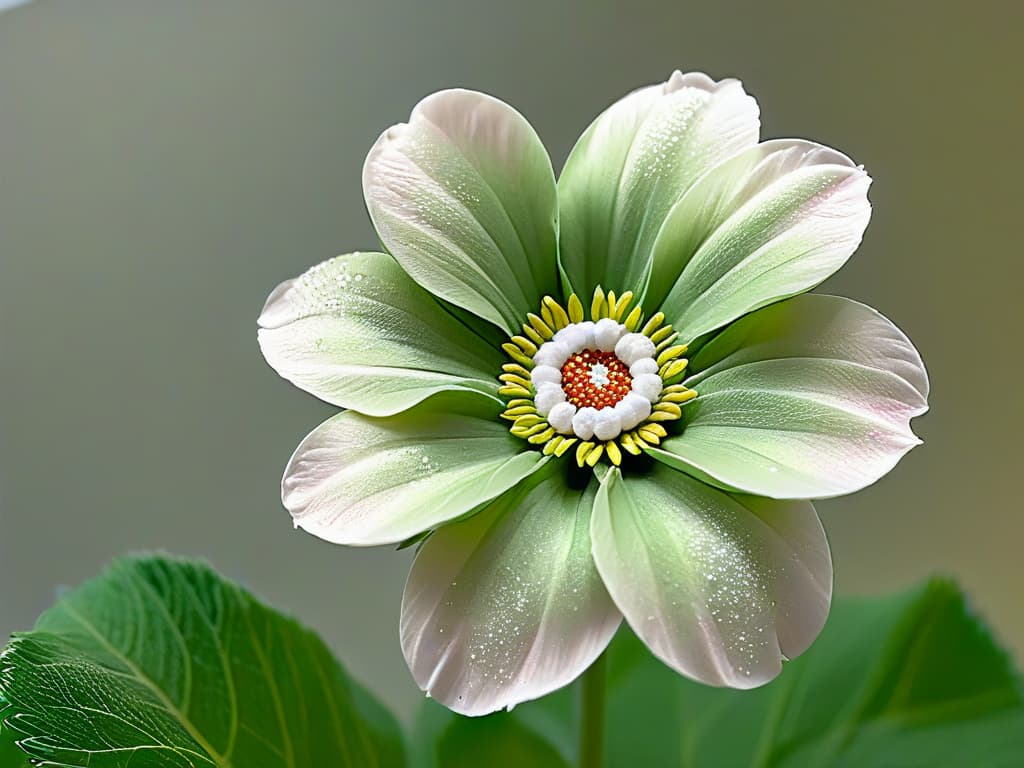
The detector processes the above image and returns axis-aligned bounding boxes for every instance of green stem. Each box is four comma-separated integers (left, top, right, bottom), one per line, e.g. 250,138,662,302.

579,651,607,768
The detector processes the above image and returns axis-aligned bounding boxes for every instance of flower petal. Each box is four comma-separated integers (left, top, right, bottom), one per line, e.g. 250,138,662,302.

648,140,871,341
592,466,832,689
401,465,621,716
283,392,547,546
258,252,503,417
558,70,759,300
363,89,559,335
650,294,928,498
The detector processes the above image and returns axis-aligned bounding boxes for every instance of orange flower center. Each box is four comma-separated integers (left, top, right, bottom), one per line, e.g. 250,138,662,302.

560,350,633,409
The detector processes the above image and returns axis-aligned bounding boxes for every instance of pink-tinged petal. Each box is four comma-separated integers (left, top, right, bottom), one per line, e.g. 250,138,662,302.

650,294,928,498
558,70,760,300
258,252,503,416
363,89,559,335
283,393,547,546
402,466,621,715
592,466,832,688
648,139,871,341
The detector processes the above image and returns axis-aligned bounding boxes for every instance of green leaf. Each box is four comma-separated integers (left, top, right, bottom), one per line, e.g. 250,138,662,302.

413,580,1024,767
412,701,571,768
0,555,406,768
0,722,32,768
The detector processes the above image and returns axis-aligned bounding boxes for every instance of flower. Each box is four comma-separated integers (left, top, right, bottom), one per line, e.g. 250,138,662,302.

258,71,928,716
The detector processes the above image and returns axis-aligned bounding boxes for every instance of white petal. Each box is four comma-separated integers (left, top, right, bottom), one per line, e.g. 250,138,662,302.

530,365,562,387
614,333,657,366
546,401,577,434
649,139,872,341
402,468,621,715
363,89,559,335
558,71,760,300
631,373,664,401
629,357,659,377
284,393,547,546
592,466,832,689
654,294,929,498
572,406,599,440
533,341,571,368
258,252,501,416
533,383,566,416
593,319,626,352
575,321,597,351
592,407,623,441
553,324,588,353
614,392,652,430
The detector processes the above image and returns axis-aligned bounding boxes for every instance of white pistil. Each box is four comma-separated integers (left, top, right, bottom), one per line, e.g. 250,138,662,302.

589,362,610,388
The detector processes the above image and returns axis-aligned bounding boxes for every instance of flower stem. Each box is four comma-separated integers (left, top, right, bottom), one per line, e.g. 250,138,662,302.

579,651,607,768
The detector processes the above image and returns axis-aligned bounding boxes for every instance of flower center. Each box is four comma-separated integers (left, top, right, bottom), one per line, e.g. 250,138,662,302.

562,351,631,408
498,289,696,467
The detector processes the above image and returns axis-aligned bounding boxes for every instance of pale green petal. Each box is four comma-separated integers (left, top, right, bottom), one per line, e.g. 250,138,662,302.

283,393,548,546
592,466,831,689
649,140,871,341
401,464,620,716
258,252,503,417
650,295,928,498
363,89,559,335
558,70,759,300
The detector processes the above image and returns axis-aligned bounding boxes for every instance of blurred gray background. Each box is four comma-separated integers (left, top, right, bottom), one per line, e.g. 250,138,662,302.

2,1,1022,720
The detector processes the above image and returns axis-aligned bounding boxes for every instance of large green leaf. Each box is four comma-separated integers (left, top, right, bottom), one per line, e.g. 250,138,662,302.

414,580,1024,767
0,724,31,768
0,555,405,768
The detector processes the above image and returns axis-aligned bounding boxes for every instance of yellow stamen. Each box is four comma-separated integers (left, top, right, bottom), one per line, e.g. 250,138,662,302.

624,305,644,331
521,324,545,345
542,436,564,455
498,384,532,398
619,432,643,455
567,294,585,323
540,302,556,329
605,441,622,466
641,312,665,336
591,287,607,320
499,373,532,388
650,326,675,344
513,414,543,429
543,296,570,329
660,359,689,380
510,336,538,355
501,405,535,420
585,444,605,466
528,426,556,444
611,291,633,321
553,437,577,456
576,441,596,466
642,423,668,438
665,389,698,405
657,344,688,366
637,427,662,445
511,422,549,438
527,313,554,340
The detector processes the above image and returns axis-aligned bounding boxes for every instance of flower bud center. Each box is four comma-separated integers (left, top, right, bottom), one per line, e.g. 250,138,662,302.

561,350,632,409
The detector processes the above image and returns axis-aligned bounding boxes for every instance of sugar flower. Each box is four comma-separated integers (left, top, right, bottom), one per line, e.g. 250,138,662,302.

258,71,928,716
